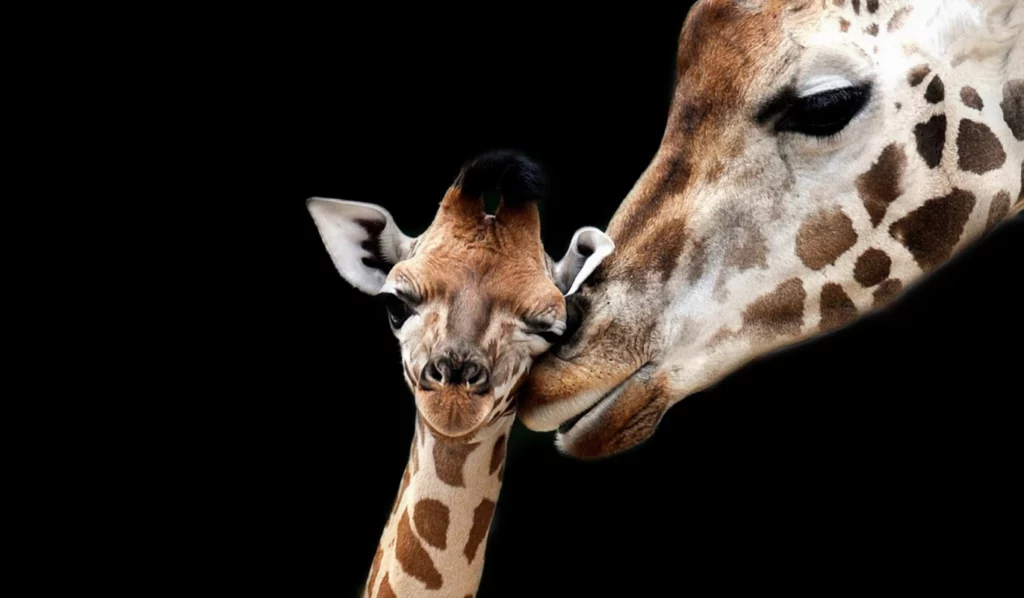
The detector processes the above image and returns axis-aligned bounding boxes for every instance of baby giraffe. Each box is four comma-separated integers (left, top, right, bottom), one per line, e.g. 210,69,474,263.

306,151,613,597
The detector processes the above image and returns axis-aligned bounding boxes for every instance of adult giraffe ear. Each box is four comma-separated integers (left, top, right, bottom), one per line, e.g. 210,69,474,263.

306,197,416,295
551,227,615,296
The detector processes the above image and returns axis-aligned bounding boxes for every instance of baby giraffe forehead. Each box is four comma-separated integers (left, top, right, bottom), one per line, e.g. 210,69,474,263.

393,241,562,315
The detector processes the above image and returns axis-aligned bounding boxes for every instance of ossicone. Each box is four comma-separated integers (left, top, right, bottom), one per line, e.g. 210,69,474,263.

454,150,548,209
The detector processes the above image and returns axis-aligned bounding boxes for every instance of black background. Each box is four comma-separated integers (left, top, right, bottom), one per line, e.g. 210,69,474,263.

194,4,1022,596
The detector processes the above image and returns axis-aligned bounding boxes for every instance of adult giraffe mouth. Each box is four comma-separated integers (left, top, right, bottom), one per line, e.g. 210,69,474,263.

552,365,648,437
555,381,627,435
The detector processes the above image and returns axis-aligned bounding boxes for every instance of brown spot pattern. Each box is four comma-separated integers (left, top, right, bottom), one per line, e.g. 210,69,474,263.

853,248,891,287
987,191,1011,230
913,115,946,169
960,87,983,110
856,143,907,225
377,573,398,598
957,120,1006,174
432,440,479,487
819,283,857,332
907,65,931,87
464,498,496,564
396,510,443,590
887,6,912,31
873,279,903,307
851,0,860,14
795,208,857,270
741,278,806,339
1001,80,1024,140
413,499,450,550
925,76,944,103
833,0,845,6
367,545,384,597
839,17,850,32
489,434,506,476
889,188,976,271
866,0,878,12
864,23,878,36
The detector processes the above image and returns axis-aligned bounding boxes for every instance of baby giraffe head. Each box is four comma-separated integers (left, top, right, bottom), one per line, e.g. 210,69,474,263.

307,151,613,439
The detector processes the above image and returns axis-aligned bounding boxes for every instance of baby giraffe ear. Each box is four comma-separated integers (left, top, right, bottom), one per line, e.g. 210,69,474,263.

306,197,416,295
551,227,615,296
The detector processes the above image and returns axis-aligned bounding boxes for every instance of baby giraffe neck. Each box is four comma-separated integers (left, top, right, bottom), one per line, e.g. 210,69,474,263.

365,413,513,598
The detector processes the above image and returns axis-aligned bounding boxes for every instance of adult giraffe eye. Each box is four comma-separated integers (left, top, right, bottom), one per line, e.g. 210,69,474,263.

776,84,872,137
382,294,412,329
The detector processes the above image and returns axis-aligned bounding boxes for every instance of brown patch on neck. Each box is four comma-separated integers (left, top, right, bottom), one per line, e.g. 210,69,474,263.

925,76,944,103
413,498,450,550
464,498,496,564
957,120,1006,174
741,278,807,340
489,434,506,476
839,17,850,32
907,64,931,87
873,279,903,307
819,283,857,332
913,115,946,170
889,188,976,271
987,191,1011,231
856,143,908,225
396,510,443,590
866,0,878,12
960,86,984,111
376,572,398,598
795,207,858,270
853,248,891,287
864,22,878,36
432,439,480,487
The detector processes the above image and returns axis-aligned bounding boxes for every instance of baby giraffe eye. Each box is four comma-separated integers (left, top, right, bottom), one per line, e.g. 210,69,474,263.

775,83,872,137
382,294,413,330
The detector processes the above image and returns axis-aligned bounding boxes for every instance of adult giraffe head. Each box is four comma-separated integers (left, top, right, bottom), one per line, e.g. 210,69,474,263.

520,0,1023,458
308,151,613,439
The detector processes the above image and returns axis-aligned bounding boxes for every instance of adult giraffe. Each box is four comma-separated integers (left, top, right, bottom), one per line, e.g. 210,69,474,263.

519,0,1023,458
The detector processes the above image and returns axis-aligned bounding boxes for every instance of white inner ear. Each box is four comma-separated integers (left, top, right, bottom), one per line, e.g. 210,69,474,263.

306,197,415,296
559,227,615,297
798,75,854,97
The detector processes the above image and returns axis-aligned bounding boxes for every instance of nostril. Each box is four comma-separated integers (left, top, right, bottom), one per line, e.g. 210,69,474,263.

467,367,490,393
422,361,445,386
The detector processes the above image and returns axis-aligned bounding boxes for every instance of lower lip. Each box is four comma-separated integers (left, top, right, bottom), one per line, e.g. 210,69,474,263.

556,377,631,435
